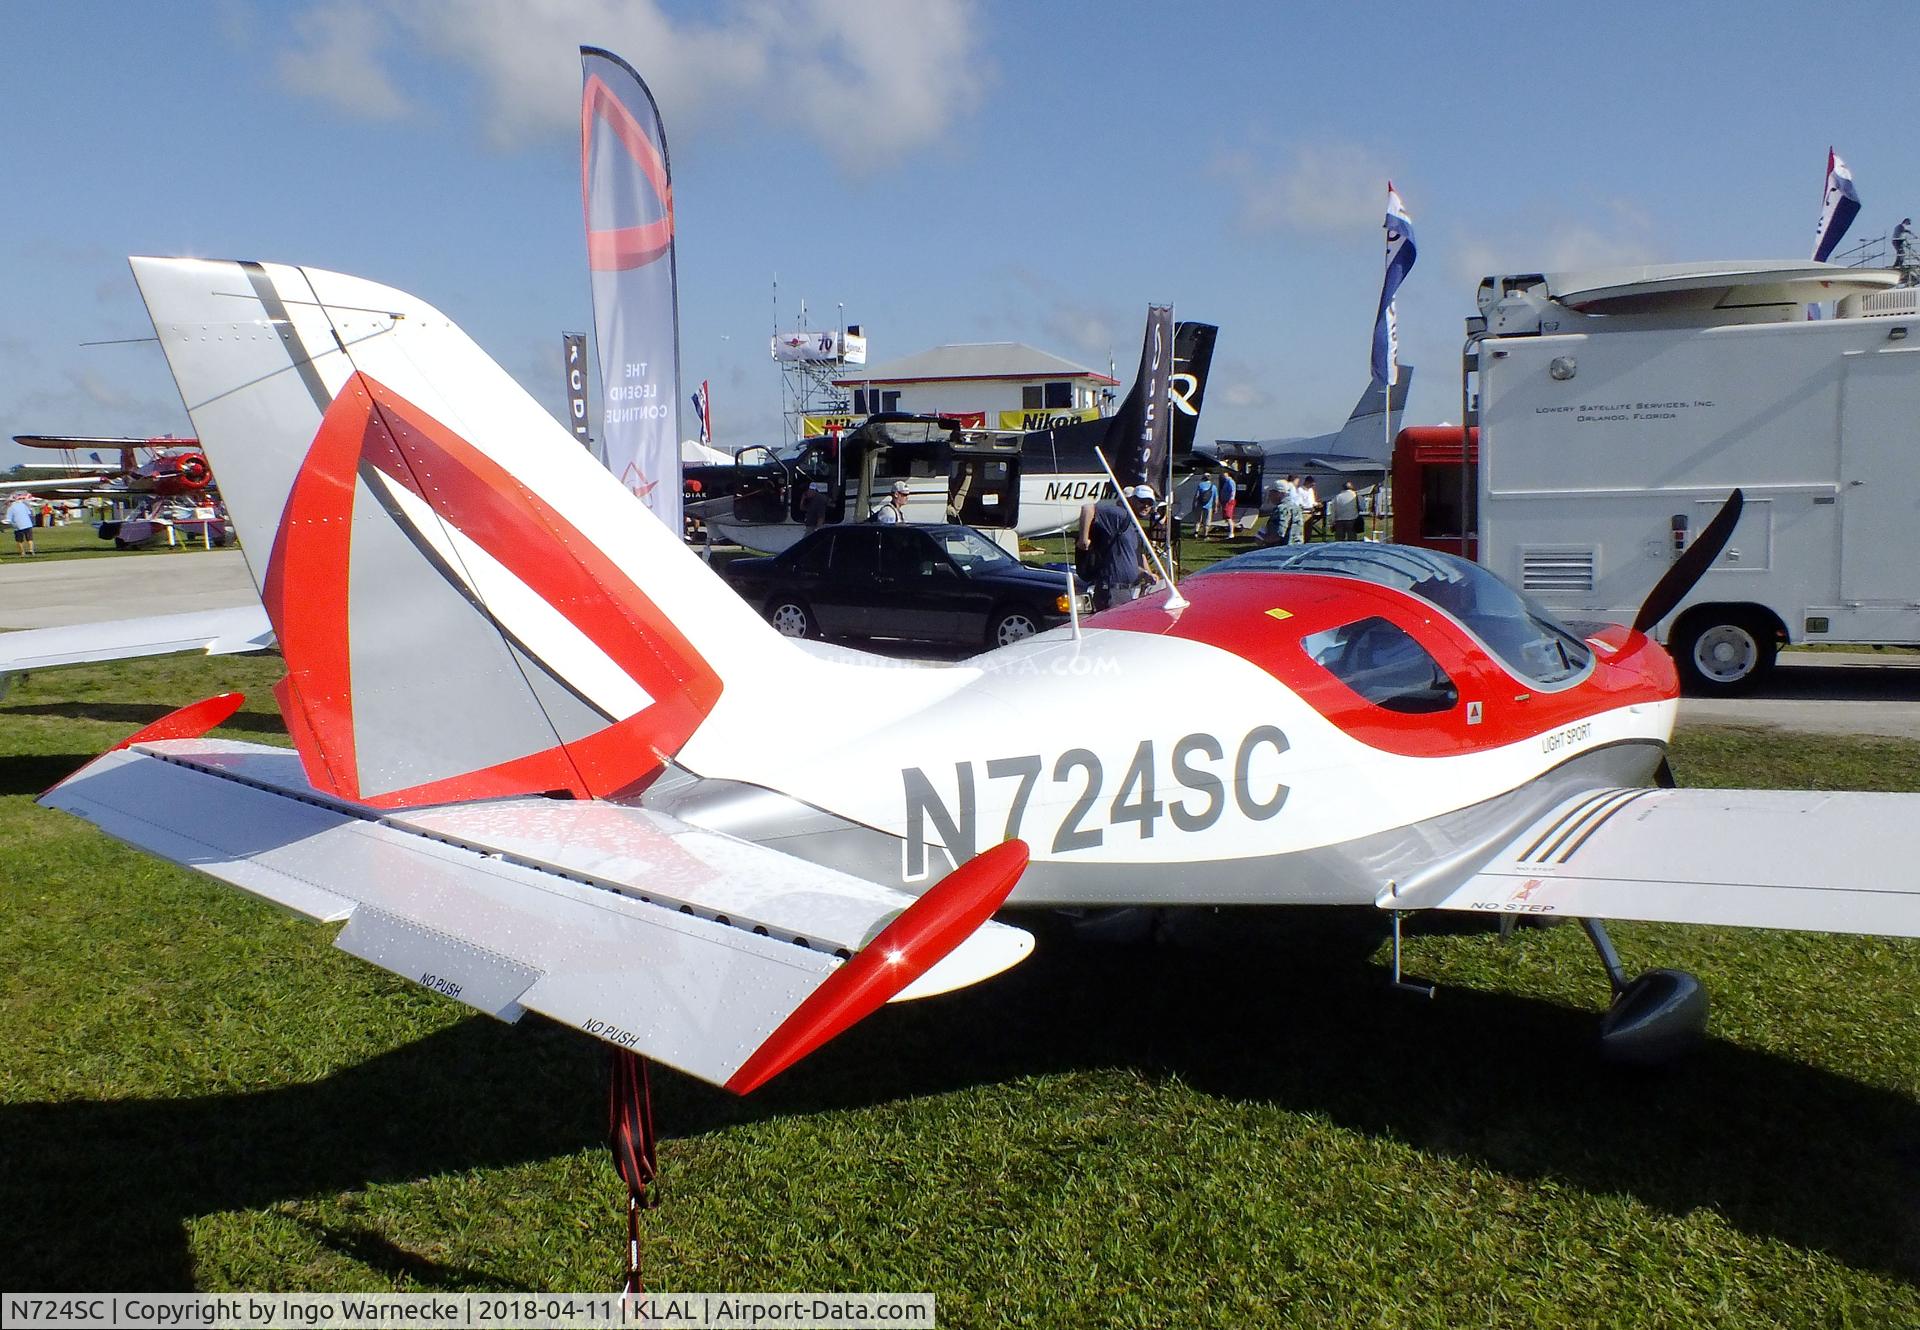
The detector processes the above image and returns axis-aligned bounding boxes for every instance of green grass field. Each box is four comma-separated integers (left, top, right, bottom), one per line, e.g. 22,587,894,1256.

5,518,228,563
3,653,1917,1324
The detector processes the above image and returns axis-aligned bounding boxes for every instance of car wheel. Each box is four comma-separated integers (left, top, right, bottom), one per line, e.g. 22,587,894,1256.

989,608,1041,648
1671,610,1777,695
766,598,817,639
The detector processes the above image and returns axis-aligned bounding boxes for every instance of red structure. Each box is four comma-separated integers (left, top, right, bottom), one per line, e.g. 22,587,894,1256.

1390,425,1478,559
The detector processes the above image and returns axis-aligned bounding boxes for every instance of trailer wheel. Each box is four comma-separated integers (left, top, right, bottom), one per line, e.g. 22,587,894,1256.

1671,610,1778,695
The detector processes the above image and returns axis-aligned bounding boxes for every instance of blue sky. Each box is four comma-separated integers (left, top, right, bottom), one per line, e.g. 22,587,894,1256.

3,2,1915,471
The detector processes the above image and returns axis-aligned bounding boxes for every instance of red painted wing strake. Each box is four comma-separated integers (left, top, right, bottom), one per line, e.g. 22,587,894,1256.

725,840,1032,1096
110,692,246,751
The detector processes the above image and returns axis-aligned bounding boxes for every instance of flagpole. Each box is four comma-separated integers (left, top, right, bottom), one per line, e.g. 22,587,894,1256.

1381,354,1392,541
1165,305,1176,572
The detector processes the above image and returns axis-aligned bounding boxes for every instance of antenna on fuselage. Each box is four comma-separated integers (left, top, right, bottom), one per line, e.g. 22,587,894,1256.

1093,445,1187,612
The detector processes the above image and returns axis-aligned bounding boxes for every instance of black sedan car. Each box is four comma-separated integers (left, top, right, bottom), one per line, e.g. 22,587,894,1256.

722,523,1088,648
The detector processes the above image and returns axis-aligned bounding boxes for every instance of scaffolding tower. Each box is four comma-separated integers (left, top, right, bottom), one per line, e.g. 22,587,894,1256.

771,296,867,444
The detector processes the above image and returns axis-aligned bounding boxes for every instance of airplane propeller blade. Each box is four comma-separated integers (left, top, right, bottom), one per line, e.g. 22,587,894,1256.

1632,490,1743,634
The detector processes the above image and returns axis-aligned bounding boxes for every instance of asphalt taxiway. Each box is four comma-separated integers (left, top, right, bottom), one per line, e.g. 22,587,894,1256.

0,548,255,630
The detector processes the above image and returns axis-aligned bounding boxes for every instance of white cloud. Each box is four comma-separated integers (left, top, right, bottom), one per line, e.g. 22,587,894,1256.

1220,378,1275,412
1213,141,1395,237
276,4,413,121
1447,198,1664,288
272,0,985,168
971,267,1127,367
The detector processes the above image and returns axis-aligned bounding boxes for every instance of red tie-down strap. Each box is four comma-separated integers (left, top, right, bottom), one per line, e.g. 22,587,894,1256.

608,1048,659,1295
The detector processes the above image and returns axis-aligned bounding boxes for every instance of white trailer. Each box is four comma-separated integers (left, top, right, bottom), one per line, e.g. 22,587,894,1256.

1472,260,1918,692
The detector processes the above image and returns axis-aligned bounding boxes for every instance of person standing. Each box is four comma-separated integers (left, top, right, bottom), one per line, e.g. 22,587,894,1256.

1296,475,1321,540
1218,469,1238,536
800,481,829,530
872,480,911,524
1328,481,1362,540
1078,485,1155,610
1191,471,1217,539
1278,475,1306,544
7,494,37,556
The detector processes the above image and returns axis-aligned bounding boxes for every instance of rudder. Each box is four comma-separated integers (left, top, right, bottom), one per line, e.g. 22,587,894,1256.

132,257,782,807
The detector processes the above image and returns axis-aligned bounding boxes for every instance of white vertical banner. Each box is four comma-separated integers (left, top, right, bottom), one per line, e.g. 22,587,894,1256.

581,47,683,532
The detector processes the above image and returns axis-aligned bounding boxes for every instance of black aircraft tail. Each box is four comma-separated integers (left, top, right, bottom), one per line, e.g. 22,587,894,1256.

1019,322,1219,486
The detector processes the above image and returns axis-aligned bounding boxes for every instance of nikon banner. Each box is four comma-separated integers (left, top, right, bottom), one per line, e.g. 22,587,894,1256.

995,407,1099,433
801,414,858,438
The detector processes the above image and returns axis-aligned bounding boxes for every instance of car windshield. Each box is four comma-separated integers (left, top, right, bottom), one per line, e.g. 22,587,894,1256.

1201,543,1593,686
937,526,1012,571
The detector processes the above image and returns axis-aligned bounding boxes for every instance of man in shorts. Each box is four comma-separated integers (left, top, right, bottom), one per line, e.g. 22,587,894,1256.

7,494,37,556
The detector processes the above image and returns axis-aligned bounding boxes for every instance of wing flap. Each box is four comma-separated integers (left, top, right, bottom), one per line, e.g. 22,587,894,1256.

42,740,1033,1086
149,738,1026,989
1396,787,1920,937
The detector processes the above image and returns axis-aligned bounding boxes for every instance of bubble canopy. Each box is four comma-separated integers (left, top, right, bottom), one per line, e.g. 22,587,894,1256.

1199,543,1594,687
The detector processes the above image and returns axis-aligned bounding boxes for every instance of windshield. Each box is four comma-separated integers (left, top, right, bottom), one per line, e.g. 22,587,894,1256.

1201,543,1593,686
937,526,1012,570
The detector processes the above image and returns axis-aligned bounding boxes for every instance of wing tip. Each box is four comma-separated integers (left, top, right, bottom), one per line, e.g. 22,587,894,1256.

724,839,1031,1095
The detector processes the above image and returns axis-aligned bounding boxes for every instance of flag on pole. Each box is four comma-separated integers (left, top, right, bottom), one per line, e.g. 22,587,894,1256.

1812,148,1861,262
691,380,712,444
1121,305,1175,490
562,333,591,448
1372,183,1417,387
581,47,683,533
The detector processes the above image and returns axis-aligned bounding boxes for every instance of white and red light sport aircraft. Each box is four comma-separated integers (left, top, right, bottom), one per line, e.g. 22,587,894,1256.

39,257,1920,1095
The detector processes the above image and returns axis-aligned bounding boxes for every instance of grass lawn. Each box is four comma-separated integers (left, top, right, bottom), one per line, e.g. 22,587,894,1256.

2,653,1917,1324
5,519,233,563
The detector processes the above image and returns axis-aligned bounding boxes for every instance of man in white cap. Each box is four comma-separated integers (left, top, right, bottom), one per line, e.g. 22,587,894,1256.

873,480,912,524
1077,484,1155,610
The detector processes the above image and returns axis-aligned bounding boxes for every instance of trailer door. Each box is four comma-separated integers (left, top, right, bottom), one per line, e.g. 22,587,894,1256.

1839,352,1920,602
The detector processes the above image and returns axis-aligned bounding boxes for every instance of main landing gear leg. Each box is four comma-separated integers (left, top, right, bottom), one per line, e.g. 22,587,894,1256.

1580,918,1708,1064
1389,912,1435,999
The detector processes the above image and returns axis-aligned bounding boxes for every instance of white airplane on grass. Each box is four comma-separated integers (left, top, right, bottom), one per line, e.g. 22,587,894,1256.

38,257,1920,1099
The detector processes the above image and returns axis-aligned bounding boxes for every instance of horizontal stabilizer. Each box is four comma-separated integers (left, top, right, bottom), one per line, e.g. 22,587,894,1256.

0,605,274,676
41,738,1033,1087
1390,787,1920,937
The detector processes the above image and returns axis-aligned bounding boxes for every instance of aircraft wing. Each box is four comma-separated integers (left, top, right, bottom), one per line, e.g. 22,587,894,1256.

1387,787,1920,937
40,736,1033,1092
0,605,274,681
0,473,116,491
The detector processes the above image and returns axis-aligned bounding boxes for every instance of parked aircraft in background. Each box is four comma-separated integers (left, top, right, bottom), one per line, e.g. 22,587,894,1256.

1194,372,1413,508
1014,321,1218,535
4,434,219,499
39,257,1920,1106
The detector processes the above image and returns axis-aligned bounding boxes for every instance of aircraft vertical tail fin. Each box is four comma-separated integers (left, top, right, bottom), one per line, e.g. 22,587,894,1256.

1326,367,1413,464
130,257,795,808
